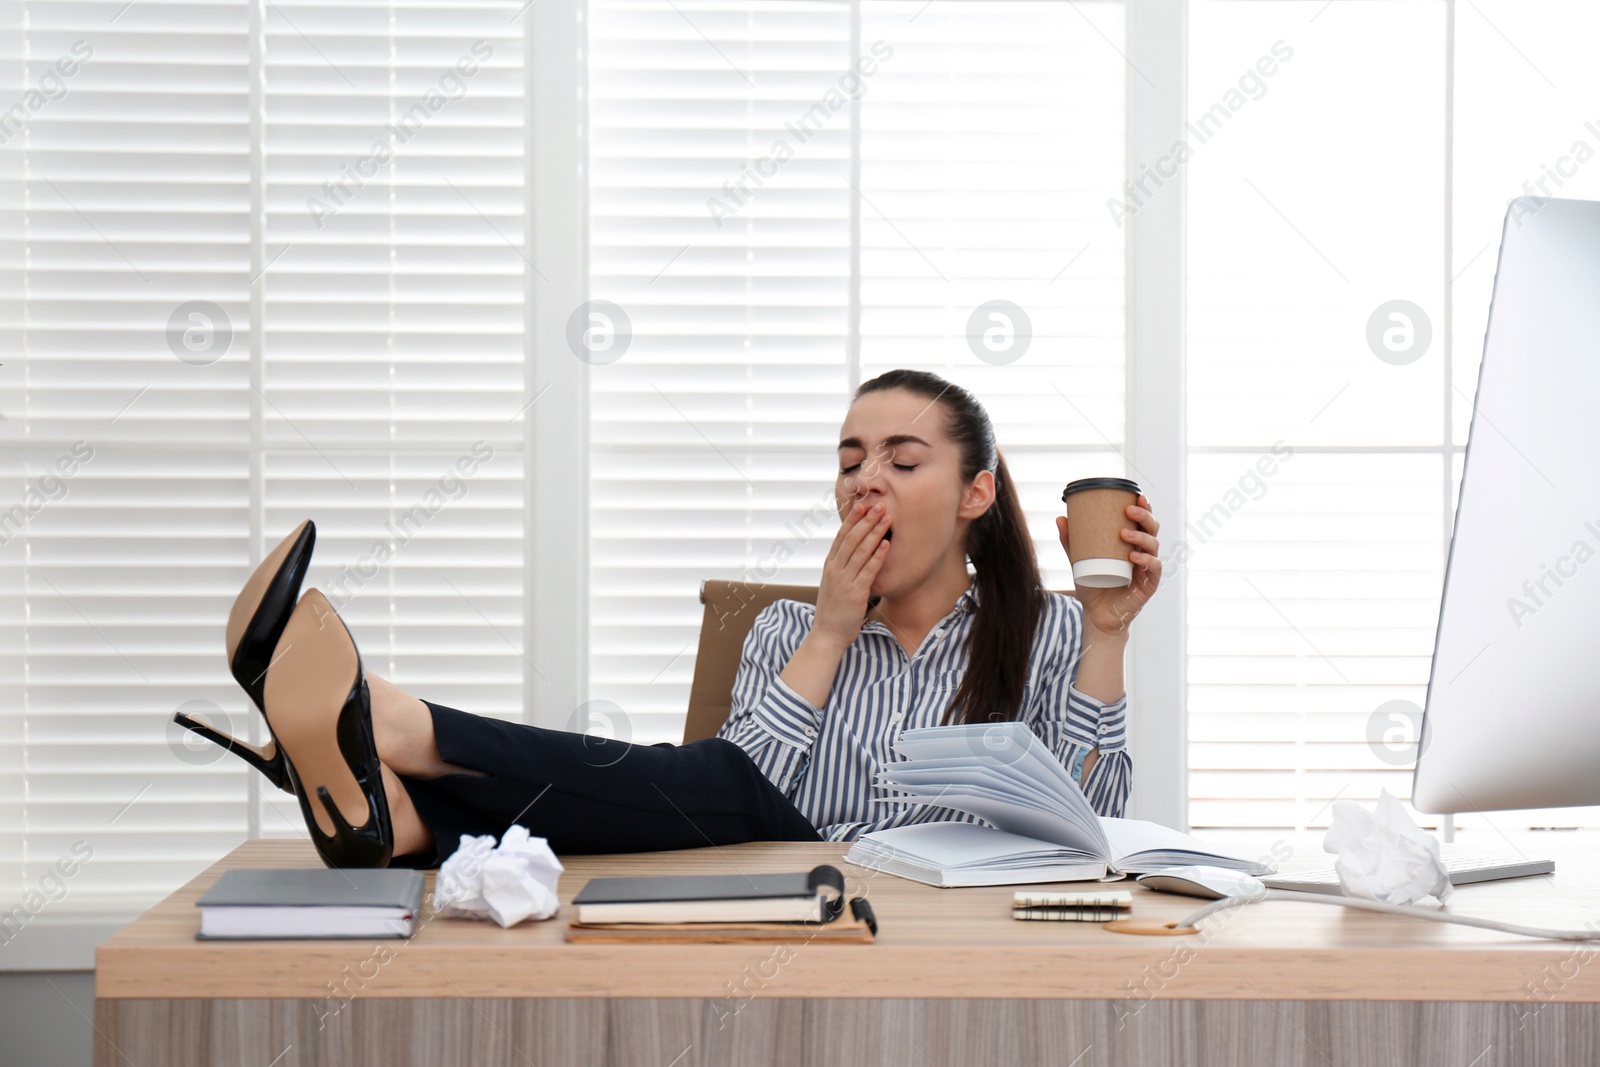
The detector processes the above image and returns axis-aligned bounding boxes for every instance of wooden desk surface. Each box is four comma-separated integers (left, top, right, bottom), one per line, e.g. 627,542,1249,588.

95,832,1600,1003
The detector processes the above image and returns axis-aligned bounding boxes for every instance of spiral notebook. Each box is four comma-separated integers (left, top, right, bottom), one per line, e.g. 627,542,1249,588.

1012,889,1133,922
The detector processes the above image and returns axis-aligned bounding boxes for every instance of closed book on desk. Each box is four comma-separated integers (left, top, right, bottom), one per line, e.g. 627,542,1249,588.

194,868,426,940
564,913,876,944
845,722,1274,887
571,868,835,924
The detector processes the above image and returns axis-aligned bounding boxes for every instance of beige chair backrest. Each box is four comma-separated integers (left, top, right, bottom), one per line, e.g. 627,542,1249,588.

682,578,1071,744
684,579,819,744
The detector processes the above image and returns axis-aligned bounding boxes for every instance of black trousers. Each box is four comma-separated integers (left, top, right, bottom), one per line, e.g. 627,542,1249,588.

387,700,822,868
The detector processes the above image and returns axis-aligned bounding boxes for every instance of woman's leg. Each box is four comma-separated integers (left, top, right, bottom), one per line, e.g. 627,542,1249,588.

368,671,481,779
366,674,820,869
368,671,478,862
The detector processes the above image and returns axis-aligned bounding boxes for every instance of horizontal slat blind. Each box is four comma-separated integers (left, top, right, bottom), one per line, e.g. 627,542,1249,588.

261,1,528,729
1185,452,1444,827
1188,0,1600,831
587,0,856,743
1186,0,1447,830
0,0,255,912
1,8,25,907
0,0,533,918
261,2,527,450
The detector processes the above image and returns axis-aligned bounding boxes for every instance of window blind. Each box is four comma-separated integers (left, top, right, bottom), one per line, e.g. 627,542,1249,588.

586,0,1128,744
586,0,857,745
0,0,533,920
258,1,529,749
1186,0,1448,830
1186,0,1600,832
1,0,257,915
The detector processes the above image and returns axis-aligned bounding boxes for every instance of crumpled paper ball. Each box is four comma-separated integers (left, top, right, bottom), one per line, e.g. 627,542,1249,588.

433,824,564,927
1322,788,1452,905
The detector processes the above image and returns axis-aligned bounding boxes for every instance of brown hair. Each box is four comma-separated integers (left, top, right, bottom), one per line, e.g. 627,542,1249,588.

853,369,1043,725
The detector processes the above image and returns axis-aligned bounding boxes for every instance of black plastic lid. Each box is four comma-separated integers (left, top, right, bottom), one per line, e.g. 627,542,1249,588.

1061,476,1140,502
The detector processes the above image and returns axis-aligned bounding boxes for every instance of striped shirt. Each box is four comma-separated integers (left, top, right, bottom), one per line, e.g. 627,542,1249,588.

717,581,1131,841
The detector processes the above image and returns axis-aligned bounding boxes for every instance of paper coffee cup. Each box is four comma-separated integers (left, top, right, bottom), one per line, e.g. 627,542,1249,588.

1061,477,1141,588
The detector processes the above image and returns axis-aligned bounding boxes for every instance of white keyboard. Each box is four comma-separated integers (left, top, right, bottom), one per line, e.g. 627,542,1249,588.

1261,855,1554,896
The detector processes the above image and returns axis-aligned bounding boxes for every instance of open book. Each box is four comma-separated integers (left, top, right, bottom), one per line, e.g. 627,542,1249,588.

843,722,1276,888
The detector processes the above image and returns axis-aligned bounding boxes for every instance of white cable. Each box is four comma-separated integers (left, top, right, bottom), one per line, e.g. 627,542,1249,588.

1175,889,1600,942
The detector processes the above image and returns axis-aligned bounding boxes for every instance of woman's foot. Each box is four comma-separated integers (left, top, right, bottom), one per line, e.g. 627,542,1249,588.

264,588,392,867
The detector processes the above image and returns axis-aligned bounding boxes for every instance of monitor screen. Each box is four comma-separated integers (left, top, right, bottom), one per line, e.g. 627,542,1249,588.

1412,196,1600,813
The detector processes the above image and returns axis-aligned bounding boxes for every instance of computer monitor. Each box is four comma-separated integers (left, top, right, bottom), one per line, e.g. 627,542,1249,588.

1411,196,1600,814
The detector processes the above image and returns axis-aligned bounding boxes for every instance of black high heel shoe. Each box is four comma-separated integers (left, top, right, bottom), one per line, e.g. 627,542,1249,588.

172,520,317,793
262,587,393,869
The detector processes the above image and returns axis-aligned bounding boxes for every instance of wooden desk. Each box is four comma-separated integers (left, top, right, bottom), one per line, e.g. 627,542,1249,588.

95,834,1600,1066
